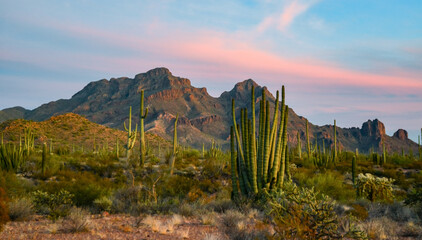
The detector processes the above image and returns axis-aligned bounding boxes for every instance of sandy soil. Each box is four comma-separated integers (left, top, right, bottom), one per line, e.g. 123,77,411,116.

0,214,222,240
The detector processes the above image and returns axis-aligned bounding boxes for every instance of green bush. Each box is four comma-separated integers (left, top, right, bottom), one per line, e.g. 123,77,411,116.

93,196,112,213
158,175,198,199
294,170,355,202
32,189,74,220
268,182,367,239
38,170,112,207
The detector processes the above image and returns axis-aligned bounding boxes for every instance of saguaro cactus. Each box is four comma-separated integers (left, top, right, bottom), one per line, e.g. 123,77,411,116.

352,155,356,185
124,106,138,160
231,85,289,197
139,90,148,166
42,142,47,175
169,114,179,175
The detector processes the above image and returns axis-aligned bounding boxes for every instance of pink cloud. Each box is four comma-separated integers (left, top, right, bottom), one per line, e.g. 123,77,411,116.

278,0,317,31
4,16,422,95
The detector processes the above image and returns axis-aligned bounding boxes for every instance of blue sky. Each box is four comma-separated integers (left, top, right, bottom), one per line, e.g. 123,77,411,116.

1,0,421,141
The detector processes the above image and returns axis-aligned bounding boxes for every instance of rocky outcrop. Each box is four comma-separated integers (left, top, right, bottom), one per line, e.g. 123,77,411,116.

393,129,408,141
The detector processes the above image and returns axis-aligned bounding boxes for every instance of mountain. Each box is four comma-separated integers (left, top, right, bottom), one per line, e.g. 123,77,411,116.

0,67,419,153
0,106,29,122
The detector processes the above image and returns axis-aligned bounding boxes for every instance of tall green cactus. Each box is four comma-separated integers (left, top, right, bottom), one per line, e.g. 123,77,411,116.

169,113,179,175
352,155,356,185
297,131,302,159
333,119,337,162
42,142,47,175
231,85,289,197
139,90,148,167
124,106,138,160
382,141,386,165
306,119,311,161
230,126,238,199
115,136,120,159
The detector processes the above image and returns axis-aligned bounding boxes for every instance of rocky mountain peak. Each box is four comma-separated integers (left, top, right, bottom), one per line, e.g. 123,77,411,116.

393,129,408,141
361,119,386,137
134,67,191,90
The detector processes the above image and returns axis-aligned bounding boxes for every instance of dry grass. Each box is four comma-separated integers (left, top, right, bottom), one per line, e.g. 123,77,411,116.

60,207,90,233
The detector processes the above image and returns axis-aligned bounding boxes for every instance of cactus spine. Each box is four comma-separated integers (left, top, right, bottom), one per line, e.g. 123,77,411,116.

139,90,148,167
231,86,289,197
124,106,138,160
169,114,178,175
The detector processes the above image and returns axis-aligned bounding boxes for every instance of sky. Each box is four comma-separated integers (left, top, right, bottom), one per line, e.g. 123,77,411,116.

1,0,421,142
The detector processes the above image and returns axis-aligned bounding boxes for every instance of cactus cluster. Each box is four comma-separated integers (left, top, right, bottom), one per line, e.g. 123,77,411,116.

139,90,148,166
169,113,179,175
230,85,289,197
123,106,138,159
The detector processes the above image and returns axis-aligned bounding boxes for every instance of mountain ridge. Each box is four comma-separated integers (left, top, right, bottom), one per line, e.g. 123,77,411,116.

1,67,418,153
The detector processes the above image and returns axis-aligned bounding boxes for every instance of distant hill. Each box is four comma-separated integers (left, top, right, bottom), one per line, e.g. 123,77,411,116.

0,113,169,152
0,67,418,153
0,106,29,122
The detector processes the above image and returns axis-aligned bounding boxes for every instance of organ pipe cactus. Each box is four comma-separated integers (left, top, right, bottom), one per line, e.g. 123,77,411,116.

139,90,148,167
333,119,337,163
169,113,178,175
231,85,289,197
124,106,138,159
297,131,302,159
306,119,311,161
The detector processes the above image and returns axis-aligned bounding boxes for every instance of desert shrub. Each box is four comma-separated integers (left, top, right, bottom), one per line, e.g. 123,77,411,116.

158,175,198,199
199,178,221,194
294,170,355,202
39,170,112,207
0,187,10,232
93,196,112,213
0,169,34,198
268,182,367,240
61,207,90,233
111,186,146,214
8,198,34,221
347,204,369,221
405,183,422,218
359,217,398,240
205,199,236,213
177,202,200,216
367,201,419,223
32,189,74,220
356,173,394,202
219,209,269,240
